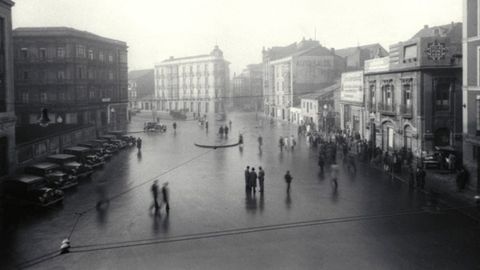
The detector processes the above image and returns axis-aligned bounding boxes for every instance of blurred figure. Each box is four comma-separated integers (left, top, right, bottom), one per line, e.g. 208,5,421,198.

150,180,160,213
258,135,263,151
161,182,170,214
229,120,232,130
244,166,250,191
284,171,293,193
258,167,265,193
250,168,258,194
96,178,109,209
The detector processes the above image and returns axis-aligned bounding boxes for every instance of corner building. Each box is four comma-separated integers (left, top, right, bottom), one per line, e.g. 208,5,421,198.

364,23,462,162
13,27,129,132
154,46,230,116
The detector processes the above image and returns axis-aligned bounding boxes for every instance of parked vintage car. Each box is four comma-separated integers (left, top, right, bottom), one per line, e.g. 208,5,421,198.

24,162,78,190
78,141,113,161
4,175,64,207
169,110,187,120
99,135,127,149
144,122,167,132
64,146,106,169
46,154,94,179
93,139,119,154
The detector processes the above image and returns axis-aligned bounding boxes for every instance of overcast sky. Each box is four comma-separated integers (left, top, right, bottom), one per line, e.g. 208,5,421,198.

12,0,462,74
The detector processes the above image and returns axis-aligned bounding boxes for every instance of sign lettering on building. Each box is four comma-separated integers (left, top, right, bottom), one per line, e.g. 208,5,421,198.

364,57,390,73
340,71,364,103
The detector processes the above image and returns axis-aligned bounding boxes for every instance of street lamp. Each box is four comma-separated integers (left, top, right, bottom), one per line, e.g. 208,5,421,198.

369,112,376,161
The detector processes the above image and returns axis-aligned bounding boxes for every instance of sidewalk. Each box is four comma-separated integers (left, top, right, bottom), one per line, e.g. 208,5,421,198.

364,159,480,220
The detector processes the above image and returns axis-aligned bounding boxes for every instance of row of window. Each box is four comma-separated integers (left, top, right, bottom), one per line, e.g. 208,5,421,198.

17,69,116,81
367,78,453,112
17,88,125,104
19,46,117,62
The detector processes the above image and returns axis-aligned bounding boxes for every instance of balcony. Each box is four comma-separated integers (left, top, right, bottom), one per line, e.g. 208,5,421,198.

377,102,396,115
399,104,413,118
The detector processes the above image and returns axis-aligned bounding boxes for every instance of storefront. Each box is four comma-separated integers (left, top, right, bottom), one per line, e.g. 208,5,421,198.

340,71,365,138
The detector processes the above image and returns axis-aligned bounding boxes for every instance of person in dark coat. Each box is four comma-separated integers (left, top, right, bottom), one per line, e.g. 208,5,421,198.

161,182,170,214
258,167,265,193
250,168,258,193
137,138,142,151
173,122,177,131
224,125,229,137
456,167,468,191
284,171,293,193
219,126,224,136
151,180,159,212
244,166,250,191
416,166,426,189
318,155,325,174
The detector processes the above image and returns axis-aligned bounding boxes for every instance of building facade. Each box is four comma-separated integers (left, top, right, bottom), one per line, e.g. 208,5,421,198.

154,46,230,116
13,27,129,132
364,23,462,161
0,0,15,177
463,0,480,191
262,39,345,121
128,69,154,111
340,71,365,138
231,63,262,111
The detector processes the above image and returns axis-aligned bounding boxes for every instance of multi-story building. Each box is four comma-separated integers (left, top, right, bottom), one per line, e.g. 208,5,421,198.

262,38,345,121
231,63,262,111
128,69,154,111
0,0,16,178
364,23,462,162
13,27,129,132
463,0,480,192
154,46,230,116
335,44,388,71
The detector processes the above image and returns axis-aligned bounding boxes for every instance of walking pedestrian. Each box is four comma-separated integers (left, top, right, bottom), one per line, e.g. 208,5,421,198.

284,136,290,151
151,180,160,212
250,168,258,193
136,138,142,151
224,125,229,137
279,136,284,152
416,166,426,189
219,126,224,136
258,167,265,193
318,155,325,174
244,166,250,191
173,122,177,131
205,120,209,131
229,120,232,130
238,134,244,145
258,135,263,150
284,171,293,193
161,182,170,214
291,135,296,150
456,167,468,191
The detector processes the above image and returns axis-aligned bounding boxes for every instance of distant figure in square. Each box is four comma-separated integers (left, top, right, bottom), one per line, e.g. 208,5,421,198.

161,182,170,214
258,167,265,193
151,180,160,212
284,171,293,193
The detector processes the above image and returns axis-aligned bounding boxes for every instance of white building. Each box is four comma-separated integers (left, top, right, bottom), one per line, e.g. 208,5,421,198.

154,46,230,116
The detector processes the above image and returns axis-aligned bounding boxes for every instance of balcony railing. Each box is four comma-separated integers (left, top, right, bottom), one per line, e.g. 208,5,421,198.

377,102,396,115
399,104,413,117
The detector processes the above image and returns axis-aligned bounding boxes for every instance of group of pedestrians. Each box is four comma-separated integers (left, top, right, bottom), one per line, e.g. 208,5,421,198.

244,166,265,193
218,125,229,137
278,135,296,152
150,180,170,215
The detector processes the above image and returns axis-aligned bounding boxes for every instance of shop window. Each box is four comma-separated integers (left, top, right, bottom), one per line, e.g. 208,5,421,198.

88,49,94,60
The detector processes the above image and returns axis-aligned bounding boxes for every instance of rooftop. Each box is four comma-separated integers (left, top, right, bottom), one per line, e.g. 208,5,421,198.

128,69,154,80
13,27,127,47
335,43,387,58
411,22,462,40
